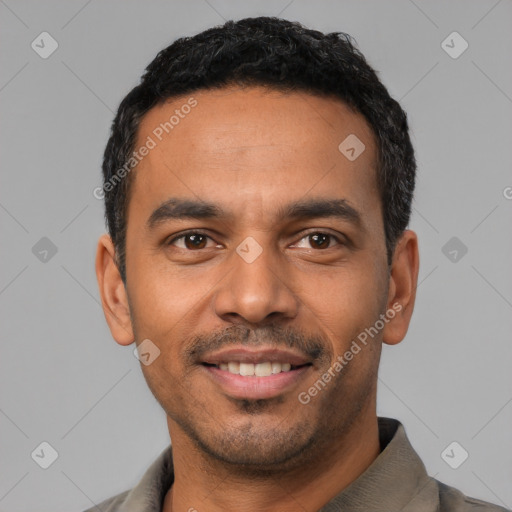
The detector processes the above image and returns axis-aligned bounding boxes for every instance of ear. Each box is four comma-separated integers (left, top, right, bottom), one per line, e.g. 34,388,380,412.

95,234,134,345
382,229,419,346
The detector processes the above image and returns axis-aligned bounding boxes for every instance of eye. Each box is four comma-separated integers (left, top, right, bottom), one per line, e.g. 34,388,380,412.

292,231,343,250
166,230,345,251
167,231,219,250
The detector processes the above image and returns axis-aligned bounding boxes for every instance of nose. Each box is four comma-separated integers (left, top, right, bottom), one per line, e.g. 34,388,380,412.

212,236,299,326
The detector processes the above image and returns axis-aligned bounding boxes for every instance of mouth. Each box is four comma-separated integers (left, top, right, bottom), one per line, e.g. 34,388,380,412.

199,347,314,400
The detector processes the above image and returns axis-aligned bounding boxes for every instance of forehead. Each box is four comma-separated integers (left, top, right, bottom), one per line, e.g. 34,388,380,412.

129,86,379,229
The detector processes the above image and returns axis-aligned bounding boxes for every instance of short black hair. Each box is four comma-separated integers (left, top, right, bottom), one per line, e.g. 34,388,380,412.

101,16,416,283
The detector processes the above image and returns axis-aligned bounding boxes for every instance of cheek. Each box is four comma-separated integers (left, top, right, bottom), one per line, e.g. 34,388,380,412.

126,254,217,350
303,262,387,358
311,260,385,314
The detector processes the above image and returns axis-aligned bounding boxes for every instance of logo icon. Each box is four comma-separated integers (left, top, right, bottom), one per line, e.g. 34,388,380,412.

31,441,59,469
32,237,58,263
236,236,263,264
441,441,469,469
133,339,161,366
31,32,59,59
441,32,468,59
338,134,366,161
442,237,468,263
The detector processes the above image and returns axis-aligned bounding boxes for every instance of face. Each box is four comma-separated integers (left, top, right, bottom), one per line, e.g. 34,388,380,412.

97,86,416,473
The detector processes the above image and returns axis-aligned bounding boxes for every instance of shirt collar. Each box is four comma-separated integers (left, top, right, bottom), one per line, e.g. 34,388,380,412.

118,417,438,512
320,417,439,511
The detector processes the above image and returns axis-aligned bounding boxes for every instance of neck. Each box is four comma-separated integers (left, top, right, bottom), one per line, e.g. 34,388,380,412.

163,410,380,512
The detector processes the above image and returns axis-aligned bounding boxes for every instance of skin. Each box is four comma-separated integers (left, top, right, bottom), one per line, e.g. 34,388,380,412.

96,86,419,512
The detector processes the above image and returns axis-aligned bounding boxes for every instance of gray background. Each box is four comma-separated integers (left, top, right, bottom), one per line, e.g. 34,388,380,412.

1,0,511,510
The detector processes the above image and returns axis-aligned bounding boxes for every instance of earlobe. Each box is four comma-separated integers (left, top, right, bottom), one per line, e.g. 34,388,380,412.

95,234,134,346
382,230,419,346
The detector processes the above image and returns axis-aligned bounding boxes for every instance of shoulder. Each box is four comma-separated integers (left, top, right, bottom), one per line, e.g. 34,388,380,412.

81,489,130,512
437,480,510,512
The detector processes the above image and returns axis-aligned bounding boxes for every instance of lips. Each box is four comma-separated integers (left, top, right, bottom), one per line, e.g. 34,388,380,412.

201,347,311,366
200,346,313,399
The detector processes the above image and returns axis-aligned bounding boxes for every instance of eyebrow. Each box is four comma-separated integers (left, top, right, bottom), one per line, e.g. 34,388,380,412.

146,197,362,230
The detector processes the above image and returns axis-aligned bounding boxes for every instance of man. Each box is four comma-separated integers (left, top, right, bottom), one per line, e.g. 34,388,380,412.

89,16,508,512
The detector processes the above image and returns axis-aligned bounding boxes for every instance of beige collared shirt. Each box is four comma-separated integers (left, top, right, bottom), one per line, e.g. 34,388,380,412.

83,417,509,512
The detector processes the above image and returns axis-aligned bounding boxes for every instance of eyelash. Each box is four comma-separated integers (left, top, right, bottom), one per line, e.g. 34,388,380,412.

166,230,346,250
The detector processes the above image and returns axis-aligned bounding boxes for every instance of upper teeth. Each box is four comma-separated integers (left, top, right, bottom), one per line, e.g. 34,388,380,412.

218,362,292,376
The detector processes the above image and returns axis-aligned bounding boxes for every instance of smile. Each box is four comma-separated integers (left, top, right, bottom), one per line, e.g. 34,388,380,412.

199,347,314,400
203,361,310,376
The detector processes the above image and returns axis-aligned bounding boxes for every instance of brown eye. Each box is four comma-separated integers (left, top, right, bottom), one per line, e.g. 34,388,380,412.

183,234,207,249
293,231,342,250
309,233,331,249
167,231,216,250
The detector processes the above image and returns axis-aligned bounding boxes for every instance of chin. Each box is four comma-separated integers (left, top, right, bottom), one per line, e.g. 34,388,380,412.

182,416,323,474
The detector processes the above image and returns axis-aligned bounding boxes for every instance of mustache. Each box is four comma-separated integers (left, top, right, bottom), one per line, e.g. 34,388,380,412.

184,324,332,365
